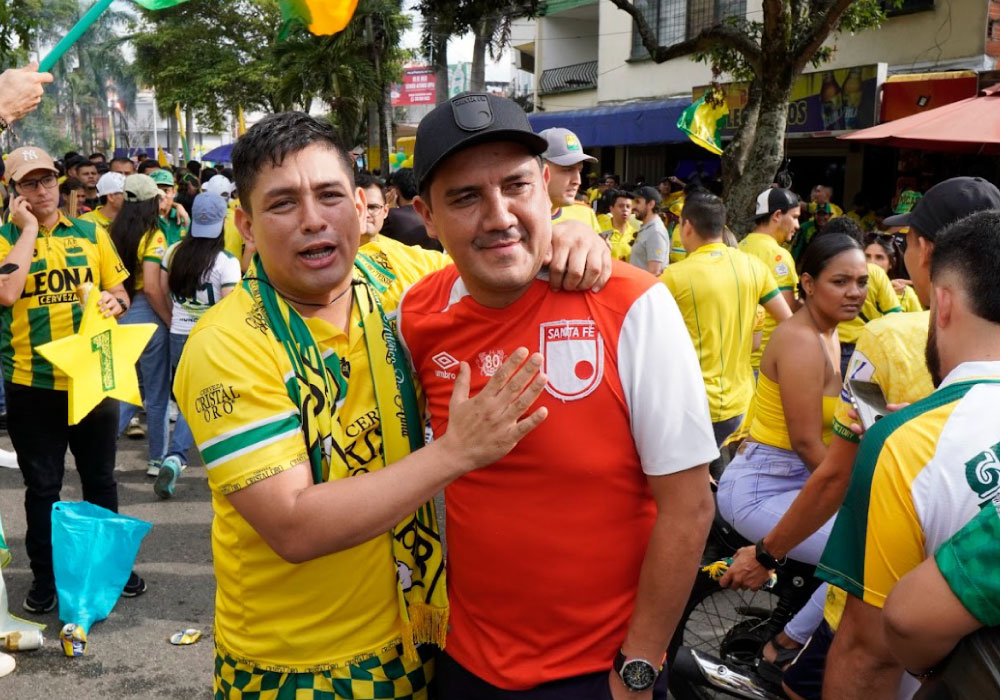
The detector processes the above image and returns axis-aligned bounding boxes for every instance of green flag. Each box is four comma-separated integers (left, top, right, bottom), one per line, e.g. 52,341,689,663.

131,0,189,8
677,93,730,156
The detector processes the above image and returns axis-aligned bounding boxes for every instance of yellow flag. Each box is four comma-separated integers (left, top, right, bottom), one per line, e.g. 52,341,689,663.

237,105,247,136
176,103,190,161
279,0,358,36
157,146,169,167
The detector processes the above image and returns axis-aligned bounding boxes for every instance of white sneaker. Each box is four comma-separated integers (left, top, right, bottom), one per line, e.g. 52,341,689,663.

125,415,146,439
145,460,161,477
169,401,179,423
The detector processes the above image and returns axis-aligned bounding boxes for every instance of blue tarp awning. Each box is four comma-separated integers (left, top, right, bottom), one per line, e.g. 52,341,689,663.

527,97,691,147
201,142,234,164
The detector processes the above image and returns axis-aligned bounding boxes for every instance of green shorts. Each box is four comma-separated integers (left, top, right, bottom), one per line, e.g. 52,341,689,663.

214,643,435,700
936,501,1000,627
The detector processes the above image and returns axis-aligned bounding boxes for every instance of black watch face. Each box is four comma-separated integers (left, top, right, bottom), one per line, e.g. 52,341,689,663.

621,660,657,691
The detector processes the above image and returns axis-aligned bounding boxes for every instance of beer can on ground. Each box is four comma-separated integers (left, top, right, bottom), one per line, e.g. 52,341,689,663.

1,629,44,651
59,623,87,657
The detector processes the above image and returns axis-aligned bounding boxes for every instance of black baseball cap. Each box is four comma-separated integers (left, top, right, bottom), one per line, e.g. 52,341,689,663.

633,185,661,206
414,92,548,192
754,188,800,220
883,177,1000,241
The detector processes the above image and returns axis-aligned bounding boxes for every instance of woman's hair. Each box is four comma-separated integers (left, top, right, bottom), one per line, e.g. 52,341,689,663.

110,199,161,298
168,235,226,300
864,233,907,279
797,233,862,299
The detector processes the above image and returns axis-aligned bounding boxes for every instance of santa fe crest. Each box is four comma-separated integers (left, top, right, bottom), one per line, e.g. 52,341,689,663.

538,319,604,401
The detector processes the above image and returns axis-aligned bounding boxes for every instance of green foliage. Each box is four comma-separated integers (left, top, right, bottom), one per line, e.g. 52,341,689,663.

131,0,286,132
0,0,41,70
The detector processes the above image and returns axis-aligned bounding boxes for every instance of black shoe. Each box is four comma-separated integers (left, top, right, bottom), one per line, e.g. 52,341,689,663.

122,572,147,598
22,581,56,614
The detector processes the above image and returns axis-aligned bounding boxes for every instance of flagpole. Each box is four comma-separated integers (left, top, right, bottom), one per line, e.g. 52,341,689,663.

40,0,115,72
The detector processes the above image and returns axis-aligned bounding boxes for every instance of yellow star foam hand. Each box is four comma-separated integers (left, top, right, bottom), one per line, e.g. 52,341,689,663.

36,287,155,425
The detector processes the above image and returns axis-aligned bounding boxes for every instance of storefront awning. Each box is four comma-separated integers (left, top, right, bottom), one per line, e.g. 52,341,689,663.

527,98,691,147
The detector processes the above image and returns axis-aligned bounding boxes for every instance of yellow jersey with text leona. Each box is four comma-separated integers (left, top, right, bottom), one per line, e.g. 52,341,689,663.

819,361,1000,609
738,232,797,369
173,253,446,673
0,214,127,390
661,243,779,422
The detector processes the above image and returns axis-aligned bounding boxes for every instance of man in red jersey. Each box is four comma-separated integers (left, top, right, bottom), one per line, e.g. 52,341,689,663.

399,93,718,700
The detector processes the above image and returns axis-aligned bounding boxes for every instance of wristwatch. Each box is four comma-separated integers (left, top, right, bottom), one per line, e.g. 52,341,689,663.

755,538,786,570
613,649,662,692
115,297,129,316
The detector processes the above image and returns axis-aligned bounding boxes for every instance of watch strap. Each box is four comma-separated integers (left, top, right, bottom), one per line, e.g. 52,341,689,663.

755,538,786,569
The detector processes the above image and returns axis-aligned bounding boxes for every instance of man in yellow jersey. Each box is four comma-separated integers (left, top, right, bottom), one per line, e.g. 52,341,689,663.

630,185,669,276
149,168,189,248
79,171,125,230
539,127,601,234
173,105,612,698
818,208,1000,700
738,188,801,372
596,189,638,261
357,171,444,280
719,177,1000,700
662,192,792,456
666,197,687,264
0,146,136,615
808,184,843,218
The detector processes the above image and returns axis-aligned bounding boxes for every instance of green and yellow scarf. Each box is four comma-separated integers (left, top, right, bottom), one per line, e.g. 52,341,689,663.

243,254,447,660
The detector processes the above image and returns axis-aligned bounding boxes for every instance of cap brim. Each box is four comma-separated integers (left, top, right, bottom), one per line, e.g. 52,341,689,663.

190,222,224,238
882,212,911,228
543,153,598,166
418,130,548,190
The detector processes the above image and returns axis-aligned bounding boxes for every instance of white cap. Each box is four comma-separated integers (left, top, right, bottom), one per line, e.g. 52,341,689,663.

202,174,235,199
96,171,126,198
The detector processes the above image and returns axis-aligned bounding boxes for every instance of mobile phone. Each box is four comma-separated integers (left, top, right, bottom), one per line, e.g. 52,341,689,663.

848,379,889,431
0,263,19,275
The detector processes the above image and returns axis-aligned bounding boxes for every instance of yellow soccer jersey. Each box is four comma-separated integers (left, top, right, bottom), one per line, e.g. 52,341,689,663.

661,243,779,422
833,310,934,443
898,284,922,313
79,207,112,230
132,228,167,293
738,232,797,369
359,233,448,284
819,362,1000,608
551,203,601,235
174,254,428,672
596,214,638,262
0,214,128,390
668,222,687,264
837,263,901,344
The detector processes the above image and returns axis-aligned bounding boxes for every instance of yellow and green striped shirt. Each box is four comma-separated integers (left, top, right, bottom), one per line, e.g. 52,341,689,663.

0,213,128,390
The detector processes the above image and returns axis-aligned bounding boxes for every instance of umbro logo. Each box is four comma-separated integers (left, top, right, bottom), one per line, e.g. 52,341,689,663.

432,351,459,380
432,352,459,370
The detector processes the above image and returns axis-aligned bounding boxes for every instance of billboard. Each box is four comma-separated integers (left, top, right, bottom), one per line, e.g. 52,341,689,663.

694,64,887,135
391,66,437,107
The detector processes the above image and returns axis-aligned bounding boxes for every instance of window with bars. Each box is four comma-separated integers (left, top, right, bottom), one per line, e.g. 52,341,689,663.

629,0,744,59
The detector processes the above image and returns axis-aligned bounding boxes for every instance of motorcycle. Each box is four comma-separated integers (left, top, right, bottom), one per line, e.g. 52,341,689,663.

667,500,822,700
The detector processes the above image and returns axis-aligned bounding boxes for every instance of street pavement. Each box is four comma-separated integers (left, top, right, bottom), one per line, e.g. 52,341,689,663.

0,426,215,698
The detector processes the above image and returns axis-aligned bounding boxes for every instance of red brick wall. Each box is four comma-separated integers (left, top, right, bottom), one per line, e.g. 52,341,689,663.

991,0,1000,66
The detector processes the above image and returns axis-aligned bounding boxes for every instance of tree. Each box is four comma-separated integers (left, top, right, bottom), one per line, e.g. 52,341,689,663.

0,0,41,70
131,0,289,133
607,0,899,233
418,0,541,99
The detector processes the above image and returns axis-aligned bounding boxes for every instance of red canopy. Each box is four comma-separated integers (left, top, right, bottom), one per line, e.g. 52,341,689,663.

839,85,1000,154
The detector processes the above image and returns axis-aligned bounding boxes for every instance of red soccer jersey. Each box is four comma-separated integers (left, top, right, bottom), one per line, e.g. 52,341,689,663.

398,261,717,689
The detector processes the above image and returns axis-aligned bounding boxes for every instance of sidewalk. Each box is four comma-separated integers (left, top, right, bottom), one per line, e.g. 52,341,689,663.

0,431,215,698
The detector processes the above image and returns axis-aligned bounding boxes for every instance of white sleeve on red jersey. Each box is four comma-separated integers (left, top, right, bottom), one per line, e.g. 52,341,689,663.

618,282,719,475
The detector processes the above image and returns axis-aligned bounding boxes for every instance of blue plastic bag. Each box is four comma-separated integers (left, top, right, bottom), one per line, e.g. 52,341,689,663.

51,501,152,633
